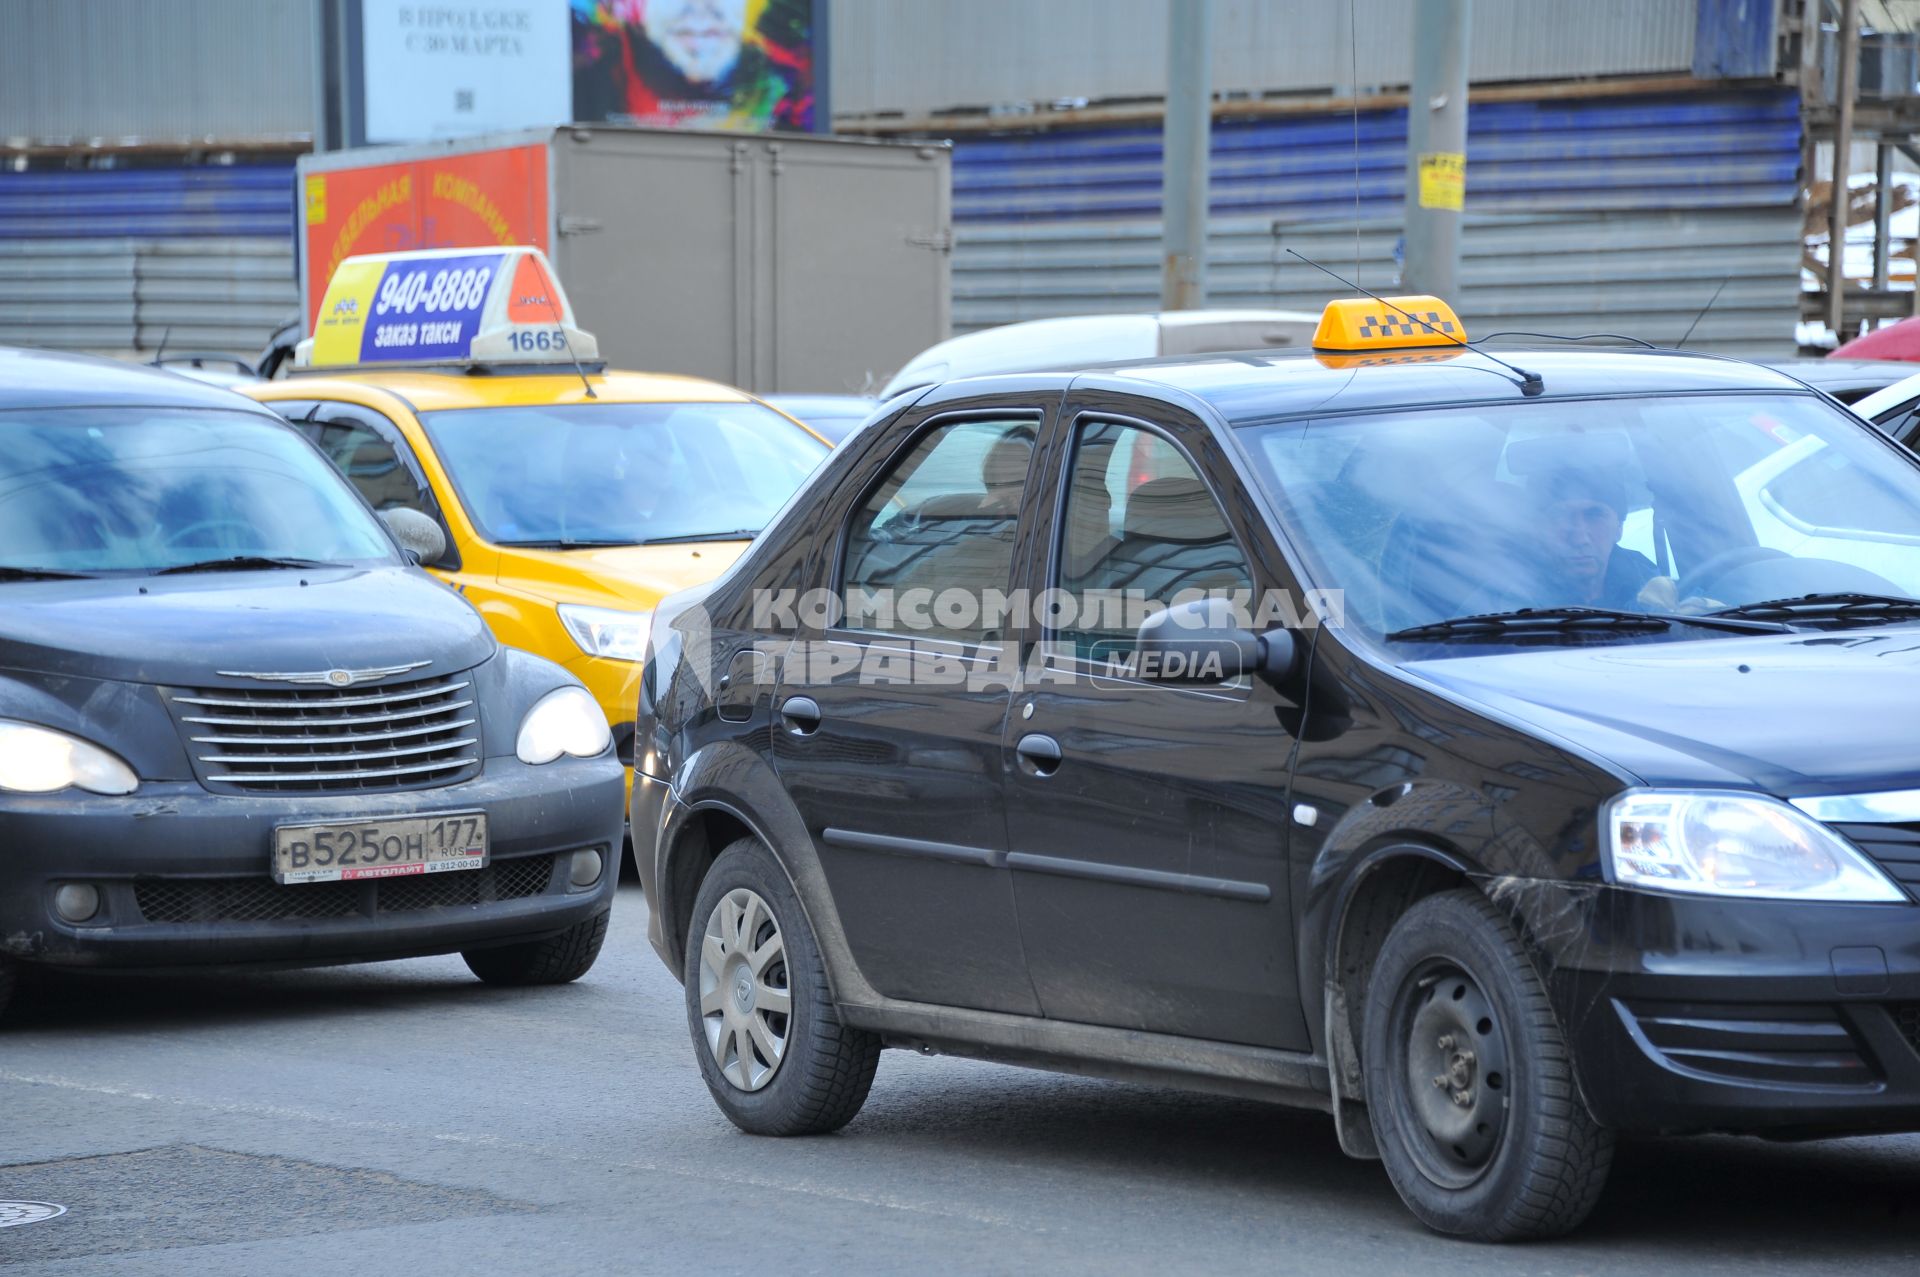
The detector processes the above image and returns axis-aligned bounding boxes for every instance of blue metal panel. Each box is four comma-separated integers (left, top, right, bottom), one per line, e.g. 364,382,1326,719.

0,166,297,240
952,89,1801,223
1693,0,1778,79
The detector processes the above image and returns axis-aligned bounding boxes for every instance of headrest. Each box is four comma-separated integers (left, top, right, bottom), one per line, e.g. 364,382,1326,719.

1122,476,1223,543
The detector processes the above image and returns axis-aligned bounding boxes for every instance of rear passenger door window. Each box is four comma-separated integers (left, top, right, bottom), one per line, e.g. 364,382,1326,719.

840,416,1038,644
1051,418,1254,662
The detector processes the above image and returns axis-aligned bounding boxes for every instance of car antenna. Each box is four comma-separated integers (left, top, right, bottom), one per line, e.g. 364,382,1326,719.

531,256,596,399
1284,248,1546,397
1675,276,1730,350
154,325,171,365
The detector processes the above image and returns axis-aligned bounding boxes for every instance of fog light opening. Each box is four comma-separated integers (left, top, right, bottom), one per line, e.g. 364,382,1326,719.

568,848,604,889
53,883,100,923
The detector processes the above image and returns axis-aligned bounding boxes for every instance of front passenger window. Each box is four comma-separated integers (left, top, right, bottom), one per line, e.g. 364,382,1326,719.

840,416,1037,643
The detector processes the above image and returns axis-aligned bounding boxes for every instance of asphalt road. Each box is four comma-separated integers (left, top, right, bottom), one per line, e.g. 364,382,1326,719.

4,882,1919,1275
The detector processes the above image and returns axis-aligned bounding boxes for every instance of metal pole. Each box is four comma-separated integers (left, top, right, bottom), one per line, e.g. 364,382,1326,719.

1828,0,1860,336
1874,141,1892,291
1161,0,1213,310
1403,0,1471,299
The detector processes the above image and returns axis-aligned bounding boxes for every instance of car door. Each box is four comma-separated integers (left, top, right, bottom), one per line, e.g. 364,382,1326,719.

770,400,1050,1015
1001,403,1310,1050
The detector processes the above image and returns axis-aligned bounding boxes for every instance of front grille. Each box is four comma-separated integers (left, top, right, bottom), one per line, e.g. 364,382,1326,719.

170,671,480,794
1621,999,1878,1089
1826,822,1920,894
133,854,555,924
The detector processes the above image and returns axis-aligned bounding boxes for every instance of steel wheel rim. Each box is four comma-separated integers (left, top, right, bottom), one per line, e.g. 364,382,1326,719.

1392,957,1511,1190
699,887,791,1092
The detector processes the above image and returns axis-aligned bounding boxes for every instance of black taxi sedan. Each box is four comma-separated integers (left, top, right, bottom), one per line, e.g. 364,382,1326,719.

633,298,1920,1241
0,348,625,1014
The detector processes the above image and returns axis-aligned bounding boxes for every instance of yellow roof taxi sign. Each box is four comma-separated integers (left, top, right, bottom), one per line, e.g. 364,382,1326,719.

1311,294,1468,369
295,246,599,370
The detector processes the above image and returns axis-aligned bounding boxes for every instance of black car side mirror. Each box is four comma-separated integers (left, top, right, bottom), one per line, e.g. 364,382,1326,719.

1132,597,1297,686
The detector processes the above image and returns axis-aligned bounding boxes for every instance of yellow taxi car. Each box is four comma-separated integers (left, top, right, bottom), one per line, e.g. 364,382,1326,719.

244,246,827,787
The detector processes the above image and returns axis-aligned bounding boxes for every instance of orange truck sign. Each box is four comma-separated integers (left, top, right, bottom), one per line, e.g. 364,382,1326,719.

300,141,549,333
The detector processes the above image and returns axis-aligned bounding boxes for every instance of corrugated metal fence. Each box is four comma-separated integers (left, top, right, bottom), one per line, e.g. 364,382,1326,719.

831,0,1700,122
0,166,299,353
950,90,1805,357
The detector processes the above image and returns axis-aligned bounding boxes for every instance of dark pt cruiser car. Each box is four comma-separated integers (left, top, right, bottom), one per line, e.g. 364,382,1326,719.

634,299,1920,1240
0,349,625,1014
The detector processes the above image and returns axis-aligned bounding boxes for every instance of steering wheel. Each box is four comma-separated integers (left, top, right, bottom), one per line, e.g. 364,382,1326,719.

162,519,257,550
1677,545,1790,601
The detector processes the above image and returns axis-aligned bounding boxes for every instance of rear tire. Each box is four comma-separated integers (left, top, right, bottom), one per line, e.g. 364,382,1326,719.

462,909,610,986
0,959,15,1023
1363,889,1613,1241
685,837,880,1135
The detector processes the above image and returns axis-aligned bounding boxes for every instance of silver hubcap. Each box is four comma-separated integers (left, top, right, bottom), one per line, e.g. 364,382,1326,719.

699,887,790,1091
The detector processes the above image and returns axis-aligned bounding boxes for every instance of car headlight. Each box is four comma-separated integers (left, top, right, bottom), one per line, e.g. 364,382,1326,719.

1606,790,1904,902
515,686,613,765
0,719,138,795
558,604,652,662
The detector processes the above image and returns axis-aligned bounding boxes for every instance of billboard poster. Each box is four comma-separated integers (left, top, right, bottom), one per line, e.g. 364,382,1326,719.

301,144,550,332
361,1,572,143
570,0,817,132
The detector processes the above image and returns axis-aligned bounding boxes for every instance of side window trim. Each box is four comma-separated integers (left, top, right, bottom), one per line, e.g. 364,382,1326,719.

1041,409,1259,685
827,407,1046,648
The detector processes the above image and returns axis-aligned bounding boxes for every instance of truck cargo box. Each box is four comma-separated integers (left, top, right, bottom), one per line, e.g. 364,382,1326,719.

297,126,951,395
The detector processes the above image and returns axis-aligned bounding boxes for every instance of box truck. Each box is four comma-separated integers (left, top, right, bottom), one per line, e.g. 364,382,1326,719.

297,126,951,395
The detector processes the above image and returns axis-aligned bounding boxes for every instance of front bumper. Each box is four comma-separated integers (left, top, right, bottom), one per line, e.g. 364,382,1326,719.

1524,880,1920,1136
0,754,626,970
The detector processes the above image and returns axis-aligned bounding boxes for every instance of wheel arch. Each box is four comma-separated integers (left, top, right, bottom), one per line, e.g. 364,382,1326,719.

655,742,879,1008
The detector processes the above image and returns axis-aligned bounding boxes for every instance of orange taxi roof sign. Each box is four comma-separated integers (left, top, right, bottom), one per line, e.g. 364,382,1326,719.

1311,296,1466,353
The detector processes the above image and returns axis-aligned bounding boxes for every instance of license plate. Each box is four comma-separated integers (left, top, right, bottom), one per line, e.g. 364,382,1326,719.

271,813,488,885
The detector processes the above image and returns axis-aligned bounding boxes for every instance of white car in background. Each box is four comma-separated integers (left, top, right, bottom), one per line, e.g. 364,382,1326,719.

880,309,1319,398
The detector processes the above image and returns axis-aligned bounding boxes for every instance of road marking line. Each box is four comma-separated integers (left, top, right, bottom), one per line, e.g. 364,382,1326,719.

0,1069,1032,1232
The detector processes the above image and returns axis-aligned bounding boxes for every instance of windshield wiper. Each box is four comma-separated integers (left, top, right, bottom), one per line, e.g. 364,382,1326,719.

1387,605,1792,643
153,555,340,576
0,565,99,582
639,529,762,545
1706,591,1920,626
494,538,644,550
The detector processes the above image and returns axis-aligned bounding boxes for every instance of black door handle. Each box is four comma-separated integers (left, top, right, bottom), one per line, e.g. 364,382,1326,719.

1016,733,1062,777
780,695,822,735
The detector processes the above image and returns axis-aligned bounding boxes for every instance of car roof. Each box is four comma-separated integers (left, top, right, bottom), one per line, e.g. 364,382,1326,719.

1760,357,1915,394
0,346,282,413
881,309,1320,398
914,346,1816,423
259,366,758,413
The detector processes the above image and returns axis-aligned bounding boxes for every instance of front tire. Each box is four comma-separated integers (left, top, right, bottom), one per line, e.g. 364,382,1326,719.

1363,889,1613,1241
685,837,880,1135
462,909,610,986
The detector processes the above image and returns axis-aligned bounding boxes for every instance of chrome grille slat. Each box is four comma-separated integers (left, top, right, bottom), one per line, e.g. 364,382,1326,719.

209,757,474,784
173,680,471,711
190,717,477,747
172,670,480,794
181,698,474,729
201,736,478,766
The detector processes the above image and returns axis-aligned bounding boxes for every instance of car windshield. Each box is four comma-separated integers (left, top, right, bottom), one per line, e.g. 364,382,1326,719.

421,401,829,545
0,408,397,575
1239,393,1920,648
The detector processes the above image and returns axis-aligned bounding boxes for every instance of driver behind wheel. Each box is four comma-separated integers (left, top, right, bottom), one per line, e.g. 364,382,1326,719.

1527,467,1664,610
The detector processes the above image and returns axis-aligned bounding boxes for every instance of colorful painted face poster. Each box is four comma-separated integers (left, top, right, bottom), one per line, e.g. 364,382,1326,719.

570,0,816,132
